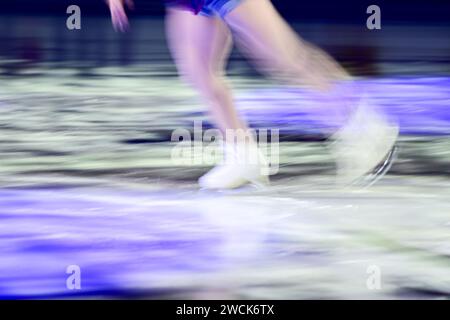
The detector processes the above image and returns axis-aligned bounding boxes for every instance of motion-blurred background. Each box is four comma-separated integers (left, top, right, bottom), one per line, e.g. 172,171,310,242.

0,0,449,299
1,0,449,73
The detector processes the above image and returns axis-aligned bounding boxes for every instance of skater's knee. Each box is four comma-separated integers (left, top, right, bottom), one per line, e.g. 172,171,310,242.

177,60,209,87
177,62,227,101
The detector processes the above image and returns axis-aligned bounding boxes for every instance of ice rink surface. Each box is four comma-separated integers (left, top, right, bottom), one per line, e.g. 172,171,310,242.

0,18,449,299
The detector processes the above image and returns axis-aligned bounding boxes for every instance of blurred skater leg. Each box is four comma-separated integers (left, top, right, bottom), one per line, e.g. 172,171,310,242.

166,8,269,189
166,8,246,133
223,0,398,184
224,0,353,121
224,0,351,89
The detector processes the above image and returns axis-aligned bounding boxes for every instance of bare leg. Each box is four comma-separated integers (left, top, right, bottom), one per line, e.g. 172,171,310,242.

224,0,351,91
224,0,398,185
165,8,248,134
166,8,269,189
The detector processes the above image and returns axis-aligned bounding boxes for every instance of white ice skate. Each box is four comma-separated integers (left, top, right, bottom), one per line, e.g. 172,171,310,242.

198,141,270,190
330,96,399,186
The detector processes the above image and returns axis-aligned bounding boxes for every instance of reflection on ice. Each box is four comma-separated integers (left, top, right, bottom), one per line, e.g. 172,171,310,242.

0,180,448,299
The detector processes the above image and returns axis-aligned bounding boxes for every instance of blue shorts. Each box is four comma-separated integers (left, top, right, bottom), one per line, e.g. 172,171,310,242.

167,0,243,18
199,0,243,18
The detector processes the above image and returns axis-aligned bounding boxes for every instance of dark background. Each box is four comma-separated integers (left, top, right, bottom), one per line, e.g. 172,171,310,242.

0,0,448,71
1,0,450,23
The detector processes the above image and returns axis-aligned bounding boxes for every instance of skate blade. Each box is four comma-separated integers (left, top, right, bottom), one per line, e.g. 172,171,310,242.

351,145,398,188
198,175,271,194
250,174,271,189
